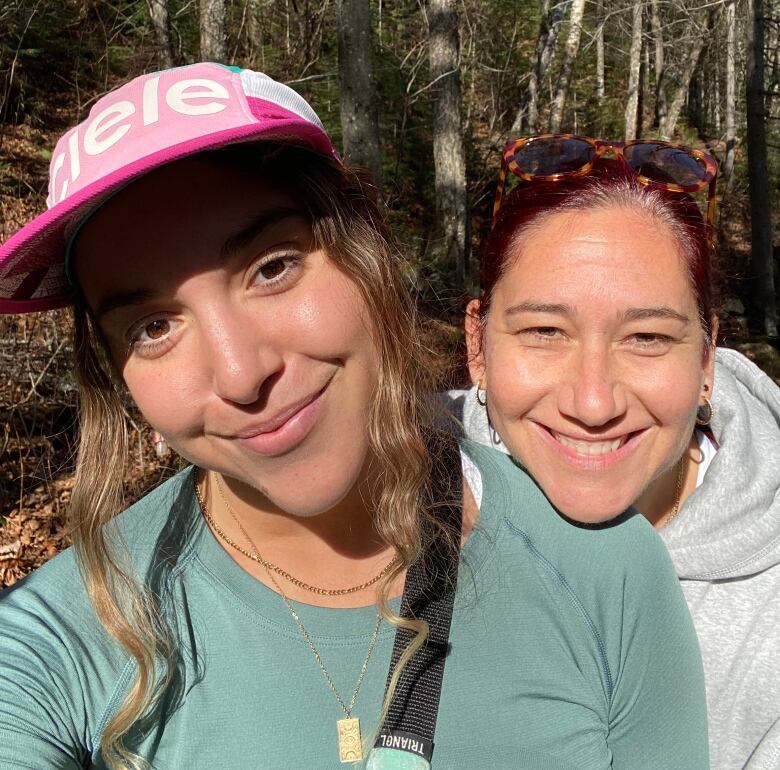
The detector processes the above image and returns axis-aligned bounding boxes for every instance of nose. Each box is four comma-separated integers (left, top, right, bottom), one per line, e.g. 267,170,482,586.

558,345,627,427
203,306,282,405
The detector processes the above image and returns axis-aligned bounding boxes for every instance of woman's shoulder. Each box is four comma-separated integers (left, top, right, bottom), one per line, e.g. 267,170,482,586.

715,347,780,415
0,469,200,752
111,466,201,567
459,439,698,723
460,438,677,588
0,467,197,621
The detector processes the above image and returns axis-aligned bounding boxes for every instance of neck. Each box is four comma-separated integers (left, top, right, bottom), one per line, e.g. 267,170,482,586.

637,433,699,528
218,469,386,558
198,467,401,608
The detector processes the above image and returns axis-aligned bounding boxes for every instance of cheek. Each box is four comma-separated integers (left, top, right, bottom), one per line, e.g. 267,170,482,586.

634,361,703,425
302,277,377,361
483,336,551,434
123,364,202,438
485,334,544,400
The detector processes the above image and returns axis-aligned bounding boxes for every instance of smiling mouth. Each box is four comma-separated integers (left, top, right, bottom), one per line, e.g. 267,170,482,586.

550,430,633,456
223,374,336,458
235,384,329,439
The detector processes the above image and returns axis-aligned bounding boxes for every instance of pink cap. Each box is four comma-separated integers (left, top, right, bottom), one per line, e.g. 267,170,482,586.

0,63,338,313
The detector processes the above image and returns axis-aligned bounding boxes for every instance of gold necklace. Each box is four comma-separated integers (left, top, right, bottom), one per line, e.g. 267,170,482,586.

194,473,383,763
204,474,400,596
659,457,686,527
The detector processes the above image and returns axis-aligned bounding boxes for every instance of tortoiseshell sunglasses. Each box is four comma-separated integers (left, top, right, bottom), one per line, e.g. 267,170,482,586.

493,134,718,237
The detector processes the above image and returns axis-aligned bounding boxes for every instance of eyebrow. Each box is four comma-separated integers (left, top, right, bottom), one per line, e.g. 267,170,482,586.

503,301,690,324
93,207,305,322
94,288,157,322
504,301,575,317
220,207,304,262
620,307,690,323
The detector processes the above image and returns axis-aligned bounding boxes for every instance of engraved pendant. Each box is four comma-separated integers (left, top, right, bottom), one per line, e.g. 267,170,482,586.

337,717,363,763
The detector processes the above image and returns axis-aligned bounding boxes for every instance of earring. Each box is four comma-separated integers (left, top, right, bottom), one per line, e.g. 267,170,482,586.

151,430,170,458
475,378,488,406
696,395,714,426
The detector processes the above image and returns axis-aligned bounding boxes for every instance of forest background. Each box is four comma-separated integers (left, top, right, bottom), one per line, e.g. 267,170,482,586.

1,0,779,586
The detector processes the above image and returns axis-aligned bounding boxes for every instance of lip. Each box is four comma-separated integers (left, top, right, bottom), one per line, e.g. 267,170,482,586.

233,381,331,457
534,422,648,470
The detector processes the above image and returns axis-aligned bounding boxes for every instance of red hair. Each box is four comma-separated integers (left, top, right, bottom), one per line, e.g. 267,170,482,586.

480,159,717,341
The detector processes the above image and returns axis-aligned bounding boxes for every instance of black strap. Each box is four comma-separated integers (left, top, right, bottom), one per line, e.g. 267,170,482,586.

374,438,462,762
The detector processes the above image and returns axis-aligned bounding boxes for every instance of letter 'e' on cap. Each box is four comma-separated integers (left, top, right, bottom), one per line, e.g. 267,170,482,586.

0,62,338,314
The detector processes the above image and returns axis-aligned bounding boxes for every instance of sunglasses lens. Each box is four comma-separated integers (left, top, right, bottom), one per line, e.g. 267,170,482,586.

623,143,707,187
513,137,595,176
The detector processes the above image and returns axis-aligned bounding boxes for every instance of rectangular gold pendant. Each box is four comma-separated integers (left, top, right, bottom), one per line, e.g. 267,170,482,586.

337,717,363,763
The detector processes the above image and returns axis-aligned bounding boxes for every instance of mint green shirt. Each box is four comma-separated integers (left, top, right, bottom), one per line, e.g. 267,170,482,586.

0,441,708,768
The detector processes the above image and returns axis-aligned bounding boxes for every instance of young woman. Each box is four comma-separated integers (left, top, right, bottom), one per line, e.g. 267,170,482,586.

449,136,779,769
0,70,708,769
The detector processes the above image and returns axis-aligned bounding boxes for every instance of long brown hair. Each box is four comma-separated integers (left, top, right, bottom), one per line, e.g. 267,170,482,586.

70,143,447,769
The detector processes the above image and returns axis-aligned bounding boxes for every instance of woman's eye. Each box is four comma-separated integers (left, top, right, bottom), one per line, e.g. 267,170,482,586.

127,316,178,355
521,326,564,341
251,253,302,287
257,258,288,280
627,332,675,352
632,333,671,345
145,319,170,339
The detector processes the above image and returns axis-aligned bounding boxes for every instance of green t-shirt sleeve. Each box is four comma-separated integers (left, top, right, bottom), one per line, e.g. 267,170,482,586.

0,547,129,769
604,523,710,769
0,582,89,768
462,440,709,768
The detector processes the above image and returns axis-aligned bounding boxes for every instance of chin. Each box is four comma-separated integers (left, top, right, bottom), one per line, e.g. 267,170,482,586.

265,488,354,518
542,483,634,525
258,454,371,519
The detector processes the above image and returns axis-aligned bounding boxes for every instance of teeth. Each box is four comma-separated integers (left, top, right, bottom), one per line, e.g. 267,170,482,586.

553,432,625,455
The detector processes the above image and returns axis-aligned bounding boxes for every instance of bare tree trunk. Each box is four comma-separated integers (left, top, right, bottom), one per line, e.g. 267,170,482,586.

595,0,605,104
746,0,778,336
624,1,643,140
714,44,722,134
650,0,667,128
642,21,650,100
724,0,737,189
147,0,174,68
549,0,586,132
512,0,569,134
246,0,262,66
637,25,646,138
200,0,227,62
337,0,383,189
428,0,468,286
659,9,719,139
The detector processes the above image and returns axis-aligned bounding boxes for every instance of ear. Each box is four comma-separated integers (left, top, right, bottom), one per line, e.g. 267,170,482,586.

702,316,719,394
465,298,486,386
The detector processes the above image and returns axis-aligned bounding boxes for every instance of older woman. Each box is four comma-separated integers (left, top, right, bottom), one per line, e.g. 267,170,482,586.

448,135,780,770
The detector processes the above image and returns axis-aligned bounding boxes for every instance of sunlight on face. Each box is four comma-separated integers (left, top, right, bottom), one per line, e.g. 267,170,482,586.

467,206,715,523
75,157,379,519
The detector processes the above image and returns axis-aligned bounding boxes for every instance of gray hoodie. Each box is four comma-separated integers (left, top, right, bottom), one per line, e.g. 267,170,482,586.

444,348,780,770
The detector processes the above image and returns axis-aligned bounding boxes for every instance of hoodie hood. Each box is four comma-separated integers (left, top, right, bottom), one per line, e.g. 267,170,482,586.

444,348,780,581
662,348,780,580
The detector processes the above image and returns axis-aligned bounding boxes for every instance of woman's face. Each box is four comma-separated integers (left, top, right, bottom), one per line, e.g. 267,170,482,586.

75,157,379,518
467,205,716,523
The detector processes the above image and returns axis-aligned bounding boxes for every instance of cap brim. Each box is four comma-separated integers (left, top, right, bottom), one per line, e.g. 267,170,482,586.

0,119,334,313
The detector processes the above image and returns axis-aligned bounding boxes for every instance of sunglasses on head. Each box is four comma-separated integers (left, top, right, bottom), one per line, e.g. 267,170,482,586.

493,134,718,237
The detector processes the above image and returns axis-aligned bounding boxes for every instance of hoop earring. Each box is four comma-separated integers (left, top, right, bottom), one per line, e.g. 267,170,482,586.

151,430,170,458
475,378,487,407
696,395,714,426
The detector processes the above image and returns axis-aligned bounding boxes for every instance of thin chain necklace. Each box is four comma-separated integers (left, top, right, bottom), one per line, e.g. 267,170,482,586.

206,474,401,596
659,457,686,528
194,473,383,763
